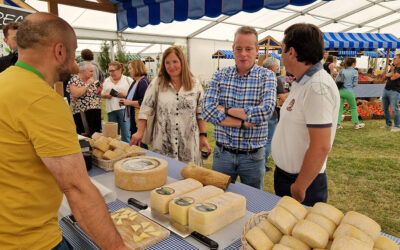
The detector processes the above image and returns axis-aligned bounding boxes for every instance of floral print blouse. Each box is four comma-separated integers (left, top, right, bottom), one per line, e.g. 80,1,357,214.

67,75,101,115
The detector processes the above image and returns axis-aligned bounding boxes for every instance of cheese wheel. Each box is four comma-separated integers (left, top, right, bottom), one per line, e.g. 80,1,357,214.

331,236,372,250
169,185,224,225
272,244,293,250
374,235,399,250
115,157,168,191
188,192,246,235
267,206,297,235
305,212,336,239
103,150,118,160
333,223,374,248
150,178,202,213
257,219,283,244
292,219,329,248
277,196,307,220
310,202,344,226
279,235,310,250
94,137,110,152
245,226,273,250
92,149,104,159
109,139,121,149
341,211,381,241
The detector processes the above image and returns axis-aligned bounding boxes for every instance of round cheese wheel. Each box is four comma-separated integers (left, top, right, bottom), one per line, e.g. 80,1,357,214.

341,211,381,241
114,156,168,191
305,212,336,239
331,236,371,250
374,235,399,250
310,202,344,226
292,219,329,249
277,196,307,220
279,235,310,250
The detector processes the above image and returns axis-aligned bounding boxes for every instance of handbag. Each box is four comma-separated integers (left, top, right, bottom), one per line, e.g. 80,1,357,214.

335,70,345,89
141,78,159,146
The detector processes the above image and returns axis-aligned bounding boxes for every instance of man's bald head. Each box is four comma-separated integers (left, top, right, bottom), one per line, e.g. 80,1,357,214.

17,12,75,50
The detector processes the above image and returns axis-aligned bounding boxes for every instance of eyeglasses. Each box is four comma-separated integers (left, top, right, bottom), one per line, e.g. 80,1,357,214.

108,69,118,73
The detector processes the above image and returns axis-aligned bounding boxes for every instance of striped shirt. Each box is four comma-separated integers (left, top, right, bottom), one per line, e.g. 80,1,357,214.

202,64,277,150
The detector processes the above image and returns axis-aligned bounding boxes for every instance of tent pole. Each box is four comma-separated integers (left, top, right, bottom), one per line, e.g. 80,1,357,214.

218,57,220,71
384,49,391,74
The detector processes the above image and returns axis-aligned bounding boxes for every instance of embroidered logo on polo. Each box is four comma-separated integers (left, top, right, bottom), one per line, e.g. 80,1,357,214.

287,99,295,111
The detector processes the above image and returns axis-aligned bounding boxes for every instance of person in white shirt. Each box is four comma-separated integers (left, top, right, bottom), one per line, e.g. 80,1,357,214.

101,61,133,142
271,23,340,206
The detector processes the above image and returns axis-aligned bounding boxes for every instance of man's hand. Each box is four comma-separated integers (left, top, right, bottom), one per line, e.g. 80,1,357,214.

130,132,143,146
199,136,212,154
217,105,225,113
245,122,256,128
290,182,306,203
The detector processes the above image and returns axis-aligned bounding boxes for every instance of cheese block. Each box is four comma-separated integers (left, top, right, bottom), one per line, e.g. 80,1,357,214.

279,235,310,250
87,138,95,147
92,149,104,159
341,211,381,241
110,139,122,149
103,150,118,160
91,132,102,141
333,223,374,248
150,178,202,213
292,219,329,248
245,226,273,250
115,157,168,191
272,244,293,250
169,185,224,225
94,136,110,152
310,202,344,225
374,235,399,250
267,206,297,235
331,236,372,250
188,192,246,235
277,196,307,220
305,212,336,239
113,148,126,157
257,219,283,244
326,240,333,250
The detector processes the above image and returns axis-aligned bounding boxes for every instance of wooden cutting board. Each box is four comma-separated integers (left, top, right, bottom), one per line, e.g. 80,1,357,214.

111,208,170,249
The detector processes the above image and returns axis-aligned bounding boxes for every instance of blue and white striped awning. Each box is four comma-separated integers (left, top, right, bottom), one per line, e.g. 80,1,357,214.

323,32,400,50
338,50,358,56
379,50,396,58
212,50,280,60
111,0,332,31
363,50,396,58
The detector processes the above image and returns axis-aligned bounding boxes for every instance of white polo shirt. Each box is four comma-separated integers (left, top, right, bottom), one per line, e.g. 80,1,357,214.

272,63,340,174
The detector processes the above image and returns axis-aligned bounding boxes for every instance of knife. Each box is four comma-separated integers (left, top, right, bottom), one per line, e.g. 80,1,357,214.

128,197,218,250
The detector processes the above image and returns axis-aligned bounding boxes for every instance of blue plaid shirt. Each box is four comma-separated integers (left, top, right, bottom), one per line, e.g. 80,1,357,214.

202,64,277,150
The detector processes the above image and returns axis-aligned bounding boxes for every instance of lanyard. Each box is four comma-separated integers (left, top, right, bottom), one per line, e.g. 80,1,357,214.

15,61,45,80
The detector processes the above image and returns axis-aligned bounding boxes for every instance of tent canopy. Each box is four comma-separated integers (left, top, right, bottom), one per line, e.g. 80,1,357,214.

212,50,280,60
323,32,400,50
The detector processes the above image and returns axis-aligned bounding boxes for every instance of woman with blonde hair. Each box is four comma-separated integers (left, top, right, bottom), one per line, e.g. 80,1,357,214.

131,46,211,165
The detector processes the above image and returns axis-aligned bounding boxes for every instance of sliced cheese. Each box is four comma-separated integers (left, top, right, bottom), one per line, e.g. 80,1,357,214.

169,185,224,225
333,223,374,248
188,192,246,236
128,215,137,221
272,244,293,250
115,157,168,191
121,210,131,216
341,211,381,241
116,218,123,225
141,222,150,229
131,224,141,232
374,235,399,250
119,214,128,219
279,235,310,250
310,202,344,225
331,236,372,250
292,219,329,249
150,231,162,237
151,178,203,214
305,212,336,239
256,219,283,244
111,214,119,220
139,232,150,239
245,226,273,250
267,206,297,235
133,235,142,242
277,196,307,220
144,226,156,233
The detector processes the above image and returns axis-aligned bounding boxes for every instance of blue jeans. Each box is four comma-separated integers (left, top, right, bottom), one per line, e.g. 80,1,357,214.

265,118,278,162
212,145,266,189
52,237,72,250
108,109,131,142
382,89,400,127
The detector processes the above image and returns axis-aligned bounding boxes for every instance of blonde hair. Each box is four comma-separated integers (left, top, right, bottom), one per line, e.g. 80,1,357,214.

158,46,194,91
108,61,124,74
128,59,147,77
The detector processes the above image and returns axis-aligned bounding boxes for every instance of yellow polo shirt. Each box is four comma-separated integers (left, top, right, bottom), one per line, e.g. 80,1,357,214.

0,64,81,249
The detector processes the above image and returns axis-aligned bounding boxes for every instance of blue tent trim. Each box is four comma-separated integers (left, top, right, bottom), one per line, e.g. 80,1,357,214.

4,0,19,7
111,0,332,31
323,32,400,50
212,50,280,60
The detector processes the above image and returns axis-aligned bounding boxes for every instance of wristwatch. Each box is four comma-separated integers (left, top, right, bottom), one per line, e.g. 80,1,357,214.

241,120,246,130
225,107,230,117
199,132,207,137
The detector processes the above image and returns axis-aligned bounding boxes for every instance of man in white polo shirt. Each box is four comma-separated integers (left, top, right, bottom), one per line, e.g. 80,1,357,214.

271,23,340,206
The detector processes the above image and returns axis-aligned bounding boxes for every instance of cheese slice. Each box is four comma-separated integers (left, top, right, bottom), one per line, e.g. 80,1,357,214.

333,223,374,248
279,235,310,250
292,219,329,249
116,218,123,225
115,157,168,191
133,235,142,242
151,178,203,214
139,232,150,239
305,212,336,239
131,224,141,232
272,244,293,250
256,219,283,244
141,222,150,229
111,214,119,220
128,215,137,221
277,196,307,220
169,185,224,225
188,192,246,236
374,235,399,250
144,226,156,233
341,211,381,241
331,236,372,250
245,226,273,250
310,202,344,225
150,231,162,237
267,206,297,235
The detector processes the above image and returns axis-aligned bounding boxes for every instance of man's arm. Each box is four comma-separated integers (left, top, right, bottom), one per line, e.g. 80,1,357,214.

290,127,331,203
41,153,127,250
390,68,400,80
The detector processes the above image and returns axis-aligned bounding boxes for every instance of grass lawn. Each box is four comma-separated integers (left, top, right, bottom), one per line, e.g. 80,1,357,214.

203,119,400,237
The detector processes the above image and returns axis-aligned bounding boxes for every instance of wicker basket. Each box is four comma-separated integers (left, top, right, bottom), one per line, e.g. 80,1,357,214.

240,211,270,250
92,149,146,171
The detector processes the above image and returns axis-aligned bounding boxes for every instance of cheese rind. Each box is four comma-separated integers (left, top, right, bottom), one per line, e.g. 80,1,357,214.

267,206,297,235
245,226,273,250
341,211,381,241
305,212,336,239
277,196,307,220
188,192,246,235
257,219,283,244
151,178,203,213
373,235,399,250
169,185,224,225
279,235,310,250
331,236,372,250
292,219,329,248
310,202,344,225
333,223,374,248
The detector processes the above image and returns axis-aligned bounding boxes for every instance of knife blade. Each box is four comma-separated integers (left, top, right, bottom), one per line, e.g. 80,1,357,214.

128,197,219,249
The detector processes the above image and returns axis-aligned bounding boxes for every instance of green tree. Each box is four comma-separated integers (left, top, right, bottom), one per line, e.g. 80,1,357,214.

116,48,130,76
98,41,111,76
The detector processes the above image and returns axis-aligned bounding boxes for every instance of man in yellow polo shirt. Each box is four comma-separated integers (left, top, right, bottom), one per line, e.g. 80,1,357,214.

0,13,128,249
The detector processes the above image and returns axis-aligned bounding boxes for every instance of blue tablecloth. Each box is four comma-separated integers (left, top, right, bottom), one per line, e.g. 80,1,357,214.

354,84,385,98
